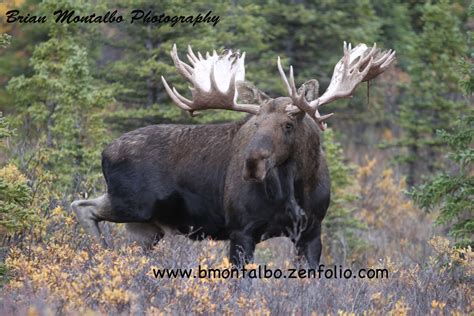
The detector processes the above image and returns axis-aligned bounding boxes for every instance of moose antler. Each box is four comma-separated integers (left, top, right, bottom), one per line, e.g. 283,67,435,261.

278,42,396,130
161,44,260,116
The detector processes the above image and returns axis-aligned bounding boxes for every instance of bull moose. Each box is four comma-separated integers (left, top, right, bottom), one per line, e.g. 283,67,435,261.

71,42,395,267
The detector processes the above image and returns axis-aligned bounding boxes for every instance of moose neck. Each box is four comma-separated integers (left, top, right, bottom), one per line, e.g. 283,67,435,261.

261,158,298,202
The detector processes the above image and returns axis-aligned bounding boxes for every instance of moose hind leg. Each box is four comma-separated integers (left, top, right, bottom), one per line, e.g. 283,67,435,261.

71,194,112,247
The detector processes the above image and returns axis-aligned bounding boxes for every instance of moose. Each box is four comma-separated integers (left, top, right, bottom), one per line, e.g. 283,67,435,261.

71,42,395,267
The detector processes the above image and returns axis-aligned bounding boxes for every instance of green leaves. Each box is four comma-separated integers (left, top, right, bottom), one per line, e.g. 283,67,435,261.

411,111,473,248
0,114,13,141
392,0,468,186
0,34,12,48
7,8,114,194
0,112,38,236
323,128,367,263
0,165,34,234
411,110,473,249
407,2,473,248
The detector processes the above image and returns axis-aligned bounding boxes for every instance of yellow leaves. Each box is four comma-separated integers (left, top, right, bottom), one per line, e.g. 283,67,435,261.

337,311,356,316
102,287,130,305
382,128,393,142
4,205,472,315
221,256,231,269
49,206,75,228
4,237,151,312
0,163,27,185
389,299,410,316
357,157,377,180
356,157,420,237
8,280,23,290
64,214,75,226
0,0,25,15
244,262,258,270
26,306,39,316
237,295,257,309
80,250,89,261
428,236,473,275
428,236,451,255
145,306,165,316
431,300,446,311
50,206,63,218
374,257,400,275
370,292,383,309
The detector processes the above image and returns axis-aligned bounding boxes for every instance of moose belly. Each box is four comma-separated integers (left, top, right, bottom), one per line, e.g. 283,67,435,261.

151,189,228,240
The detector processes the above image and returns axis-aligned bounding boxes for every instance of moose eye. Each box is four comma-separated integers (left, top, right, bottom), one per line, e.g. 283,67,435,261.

285,122,294,131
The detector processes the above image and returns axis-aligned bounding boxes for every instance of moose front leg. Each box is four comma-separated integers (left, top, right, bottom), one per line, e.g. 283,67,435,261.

229,231,256,267
296,222,323,268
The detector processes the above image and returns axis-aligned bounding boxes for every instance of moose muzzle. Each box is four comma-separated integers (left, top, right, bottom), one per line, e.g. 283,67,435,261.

243,136,273,182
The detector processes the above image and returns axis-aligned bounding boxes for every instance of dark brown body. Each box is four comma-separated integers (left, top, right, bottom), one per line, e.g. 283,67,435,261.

72,98,330,267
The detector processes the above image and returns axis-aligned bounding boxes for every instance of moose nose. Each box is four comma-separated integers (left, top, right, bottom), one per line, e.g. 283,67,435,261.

243,149,271,182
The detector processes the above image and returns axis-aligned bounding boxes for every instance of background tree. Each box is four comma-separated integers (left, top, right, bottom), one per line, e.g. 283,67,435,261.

322,129,366,264
391,0,468,186
0,35,38,278
0,0,49,113
411,6,473,247
7,0,114,196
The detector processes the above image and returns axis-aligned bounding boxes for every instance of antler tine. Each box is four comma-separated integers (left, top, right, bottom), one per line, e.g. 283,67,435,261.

277,56,292,96
228,63,239,100
355,43,377,70
362,47,396,82
209,62,219,92
161,76,192,111
372,49,390,67
162,44,260,116
289,66,298,96
277,56,333,130
171,86,193,107
381,50,396,68
170,44,194,82
187,45,198,65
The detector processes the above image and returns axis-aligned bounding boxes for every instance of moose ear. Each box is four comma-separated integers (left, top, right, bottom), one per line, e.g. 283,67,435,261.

236,81,271,104
298,79,319,102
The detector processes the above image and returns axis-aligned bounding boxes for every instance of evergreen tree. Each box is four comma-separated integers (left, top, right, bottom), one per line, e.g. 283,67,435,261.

0,36,38,277
0,0,49,113
7,0,114,195
392,0,468,186
0,34,11,48
323,129,366,264
411,6,473,247
257,0,382,95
